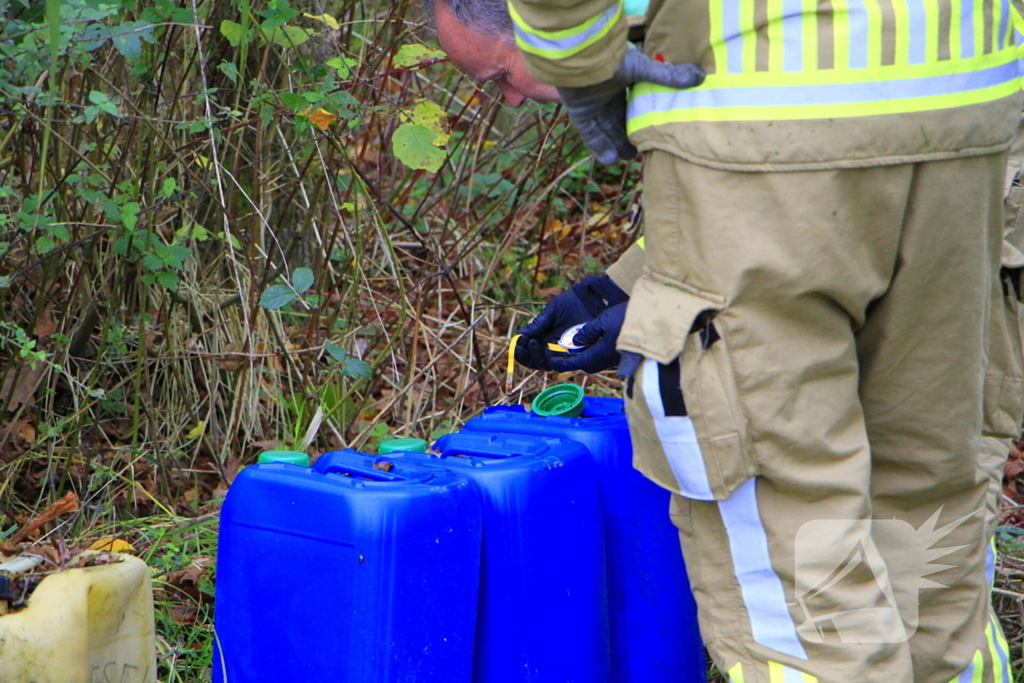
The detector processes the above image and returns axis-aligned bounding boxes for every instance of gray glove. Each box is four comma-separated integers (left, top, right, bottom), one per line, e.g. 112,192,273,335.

557,47,705,165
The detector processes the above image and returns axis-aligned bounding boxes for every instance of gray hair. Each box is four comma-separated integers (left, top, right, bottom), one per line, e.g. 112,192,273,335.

422,0,515,38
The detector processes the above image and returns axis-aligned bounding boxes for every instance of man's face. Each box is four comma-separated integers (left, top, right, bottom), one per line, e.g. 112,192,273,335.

435,2,560,108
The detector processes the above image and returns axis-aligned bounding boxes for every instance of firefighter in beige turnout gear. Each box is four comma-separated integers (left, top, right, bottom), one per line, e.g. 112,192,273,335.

503,0,1024,680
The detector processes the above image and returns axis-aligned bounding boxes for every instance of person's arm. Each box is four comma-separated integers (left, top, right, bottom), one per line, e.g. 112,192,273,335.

606,238,645,294
508,0,628,88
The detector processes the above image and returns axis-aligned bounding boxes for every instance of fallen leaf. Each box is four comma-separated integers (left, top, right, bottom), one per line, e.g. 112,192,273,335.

88,538,135,553
34,305,57,338
15,420,36,445
12,492,79,544
1,365,44,413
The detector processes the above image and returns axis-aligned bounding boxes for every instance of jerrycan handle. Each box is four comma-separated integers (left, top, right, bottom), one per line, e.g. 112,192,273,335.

318,460,406,482
435,433,547,460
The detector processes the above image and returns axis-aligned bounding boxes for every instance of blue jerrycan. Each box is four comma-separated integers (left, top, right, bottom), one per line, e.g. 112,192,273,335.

213,451,482,683
373,432,612,683
464,397,706,683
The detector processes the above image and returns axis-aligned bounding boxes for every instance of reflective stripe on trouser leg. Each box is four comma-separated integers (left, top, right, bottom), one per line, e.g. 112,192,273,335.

729,661,821,682
641,358,715,500
988,613,1011,682
718,479,806,660
946,612,1014,682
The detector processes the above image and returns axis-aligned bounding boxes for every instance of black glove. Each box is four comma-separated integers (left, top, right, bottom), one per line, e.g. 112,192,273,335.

557,46,705,165
516,275,628,371
548,301,628,374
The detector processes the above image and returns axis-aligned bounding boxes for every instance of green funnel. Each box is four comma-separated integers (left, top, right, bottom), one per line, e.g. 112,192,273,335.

532,383,585,418
378,438,429,455
257,450,310,466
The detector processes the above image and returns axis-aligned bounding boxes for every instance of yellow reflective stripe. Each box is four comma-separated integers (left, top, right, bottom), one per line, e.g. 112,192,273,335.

865,0,885,67
508,1,622,60
768,0,786,70
631,48,1016,88
923,0,941,61
833,0,852,69
893,0,910,63
952,0,964,58
988,616,1007,683
993,614,1012,682
973,648,986,683
710,0,729,74
768,661,819,682
628,78,1019,126
729,662,746,683
950,649,985,683
741,0,758,73
636,236,646,249
803,0,819,70
976,0,987,56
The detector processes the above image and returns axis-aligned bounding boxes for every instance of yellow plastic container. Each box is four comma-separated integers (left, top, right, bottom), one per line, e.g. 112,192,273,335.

0,553,157,683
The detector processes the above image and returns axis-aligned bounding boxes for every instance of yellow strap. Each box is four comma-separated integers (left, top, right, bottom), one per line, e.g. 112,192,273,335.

507,334,521,395
506,333,570,395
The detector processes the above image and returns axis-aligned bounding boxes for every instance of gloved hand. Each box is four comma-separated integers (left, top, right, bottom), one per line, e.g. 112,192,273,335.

548,301,628,374
557,46,705,165
515,275,628,371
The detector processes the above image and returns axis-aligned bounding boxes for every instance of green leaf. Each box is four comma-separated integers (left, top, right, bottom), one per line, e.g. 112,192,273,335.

327,56,357,79
260,284,296,309
121,202,140,231
156,270,179,291
160,178,178,197
291,267,314,294
163,244,192,270
220,20,246,47
279,92,306,111
262,24,311,48
218,61,240,83
392,124,445,173
408,101,450,145
343,357,372,380
112,21,154,59
143,252,163,271
324,341,347,362
47,224,70,242
394,44,446,68
35,236,57,254
0,276,10,289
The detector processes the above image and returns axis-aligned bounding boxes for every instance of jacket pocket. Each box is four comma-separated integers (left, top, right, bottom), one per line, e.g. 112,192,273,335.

620,272,758,500
983,241,1024,440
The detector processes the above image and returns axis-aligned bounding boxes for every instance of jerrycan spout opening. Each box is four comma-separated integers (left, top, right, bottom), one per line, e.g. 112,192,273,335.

531,383,585,418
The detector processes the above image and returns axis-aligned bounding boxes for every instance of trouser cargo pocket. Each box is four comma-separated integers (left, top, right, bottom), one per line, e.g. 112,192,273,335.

983,241,1024,440
619,272,758,501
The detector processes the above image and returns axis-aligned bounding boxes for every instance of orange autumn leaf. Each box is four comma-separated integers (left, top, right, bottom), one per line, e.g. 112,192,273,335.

298,106,337,130
12,491,79,544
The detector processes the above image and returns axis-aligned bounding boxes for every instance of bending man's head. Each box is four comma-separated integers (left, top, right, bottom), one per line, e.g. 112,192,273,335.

424,0,560,107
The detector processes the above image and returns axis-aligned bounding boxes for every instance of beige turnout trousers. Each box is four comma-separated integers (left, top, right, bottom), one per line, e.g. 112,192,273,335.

617,151,1010,683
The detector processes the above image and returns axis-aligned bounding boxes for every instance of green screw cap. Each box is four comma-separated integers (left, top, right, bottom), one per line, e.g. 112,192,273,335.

532,383,585,418
258,450,310,466
378,438,429,455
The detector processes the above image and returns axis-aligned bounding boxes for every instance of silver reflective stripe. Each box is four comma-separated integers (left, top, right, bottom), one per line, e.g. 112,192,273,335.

512,3,619,54
957,660,975,683
719,478,809,660
986,538,996,588
642,359,715,500
991,614,1010,682
780,665,807,683
627,59,1019,114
